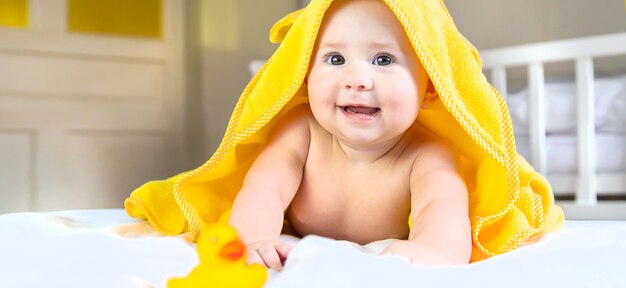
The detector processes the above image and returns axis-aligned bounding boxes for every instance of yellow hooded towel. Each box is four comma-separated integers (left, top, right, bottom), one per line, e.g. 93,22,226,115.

125,0,563,262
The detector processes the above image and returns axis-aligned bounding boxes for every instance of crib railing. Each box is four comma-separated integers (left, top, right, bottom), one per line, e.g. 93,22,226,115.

481,32,626,219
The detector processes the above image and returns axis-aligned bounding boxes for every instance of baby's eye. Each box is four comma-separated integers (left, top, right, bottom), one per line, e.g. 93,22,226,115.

373,55,394,66
324,54,345,65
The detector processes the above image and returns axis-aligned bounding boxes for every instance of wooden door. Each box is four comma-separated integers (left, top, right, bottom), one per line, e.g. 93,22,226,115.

0,0,186,213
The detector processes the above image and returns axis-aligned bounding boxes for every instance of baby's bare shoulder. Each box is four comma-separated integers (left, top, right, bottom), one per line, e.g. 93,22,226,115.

270,105,314,141
407,125,458,165
259,104,314,164
414,138,459,168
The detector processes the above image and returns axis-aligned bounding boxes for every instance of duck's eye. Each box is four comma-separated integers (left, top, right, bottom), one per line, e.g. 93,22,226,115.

373,55,393,66
325,54,345,65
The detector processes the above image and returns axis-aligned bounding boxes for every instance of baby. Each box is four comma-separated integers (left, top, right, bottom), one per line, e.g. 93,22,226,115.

228,0,471,271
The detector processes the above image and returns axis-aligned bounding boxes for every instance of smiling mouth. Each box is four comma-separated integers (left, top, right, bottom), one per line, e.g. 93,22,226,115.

341,106,380,115
339,105,381,120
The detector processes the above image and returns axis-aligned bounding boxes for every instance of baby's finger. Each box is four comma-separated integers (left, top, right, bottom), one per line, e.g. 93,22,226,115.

246,249,265,266
275,242,293,261
258,245,284,271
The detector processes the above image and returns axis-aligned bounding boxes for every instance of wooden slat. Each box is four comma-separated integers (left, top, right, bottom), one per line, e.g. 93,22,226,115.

528,63,547,175
549,173,626,196
481,32,626,67
558,201,626,220
576,58,597,205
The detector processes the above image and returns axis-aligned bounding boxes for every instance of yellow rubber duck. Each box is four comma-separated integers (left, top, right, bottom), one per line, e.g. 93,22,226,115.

167,222,268,288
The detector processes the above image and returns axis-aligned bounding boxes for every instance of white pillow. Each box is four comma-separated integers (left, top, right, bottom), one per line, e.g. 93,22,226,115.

508,75,626,135
514,134,626,174
600,80,626,133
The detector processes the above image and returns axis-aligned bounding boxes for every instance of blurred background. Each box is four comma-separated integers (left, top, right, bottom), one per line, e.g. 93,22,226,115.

0,0,624,214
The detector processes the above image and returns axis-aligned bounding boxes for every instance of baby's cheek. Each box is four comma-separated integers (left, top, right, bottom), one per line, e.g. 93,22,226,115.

388,87,420,113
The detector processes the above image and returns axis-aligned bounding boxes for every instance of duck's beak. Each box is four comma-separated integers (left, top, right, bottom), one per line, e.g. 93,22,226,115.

219,238,245,261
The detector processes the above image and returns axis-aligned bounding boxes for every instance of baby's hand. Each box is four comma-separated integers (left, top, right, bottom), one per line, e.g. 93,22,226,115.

380,239,447,266
246,240,293,271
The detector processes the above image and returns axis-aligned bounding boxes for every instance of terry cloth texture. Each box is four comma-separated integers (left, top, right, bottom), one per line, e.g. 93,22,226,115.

125,0,563,262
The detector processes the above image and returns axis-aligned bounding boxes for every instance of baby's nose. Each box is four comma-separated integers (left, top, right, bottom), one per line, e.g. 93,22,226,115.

343,74,373,90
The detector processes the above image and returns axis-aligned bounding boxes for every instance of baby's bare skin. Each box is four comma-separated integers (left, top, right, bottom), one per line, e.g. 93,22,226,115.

230,105,469,270
228,0,471,271
287,115,422,245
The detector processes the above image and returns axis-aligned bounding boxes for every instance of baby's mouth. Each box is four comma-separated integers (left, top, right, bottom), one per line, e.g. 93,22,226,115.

341,106,380,115
339,105,381,120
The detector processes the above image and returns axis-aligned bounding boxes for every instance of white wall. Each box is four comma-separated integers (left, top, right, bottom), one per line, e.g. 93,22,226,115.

445,0,626,50
446,0,626,88
185,0,298,165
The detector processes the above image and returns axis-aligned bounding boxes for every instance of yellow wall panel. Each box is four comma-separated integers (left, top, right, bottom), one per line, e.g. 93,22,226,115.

0,0,28,28
68,0,162,38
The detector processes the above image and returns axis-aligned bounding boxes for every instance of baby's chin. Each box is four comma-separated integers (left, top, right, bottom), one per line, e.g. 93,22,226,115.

334,131,406,151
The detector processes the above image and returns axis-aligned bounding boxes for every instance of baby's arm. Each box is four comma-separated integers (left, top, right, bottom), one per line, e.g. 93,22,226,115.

382,140,471,266
228,106,311,271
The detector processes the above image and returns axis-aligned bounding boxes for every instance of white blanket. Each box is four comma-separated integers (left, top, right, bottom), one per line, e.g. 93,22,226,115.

1,209,625,288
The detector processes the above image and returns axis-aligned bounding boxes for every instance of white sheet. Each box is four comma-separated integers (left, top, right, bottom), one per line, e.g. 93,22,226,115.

2,209,626,288
0,210,198,288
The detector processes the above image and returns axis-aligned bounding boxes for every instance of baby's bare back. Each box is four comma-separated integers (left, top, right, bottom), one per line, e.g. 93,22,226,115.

286,121,424,245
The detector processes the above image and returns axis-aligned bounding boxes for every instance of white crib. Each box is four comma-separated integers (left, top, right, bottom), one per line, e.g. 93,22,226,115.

481,32,626,220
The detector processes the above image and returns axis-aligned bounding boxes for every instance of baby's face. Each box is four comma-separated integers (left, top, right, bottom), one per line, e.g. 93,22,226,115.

307,0,429,149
